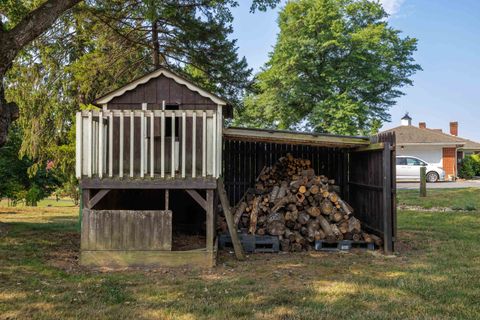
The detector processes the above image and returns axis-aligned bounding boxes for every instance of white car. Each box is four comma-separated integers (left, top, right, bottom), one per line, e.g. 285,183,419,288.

396,156,446,182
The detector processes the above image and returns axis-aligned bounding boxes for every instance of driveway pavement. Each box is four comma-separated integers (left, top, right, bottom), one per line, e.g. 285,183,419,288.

397,180,480,190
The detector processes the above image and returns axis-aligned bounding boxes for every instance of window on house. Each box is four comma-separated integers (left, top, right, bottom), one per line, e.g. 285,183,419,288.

165,104,180,137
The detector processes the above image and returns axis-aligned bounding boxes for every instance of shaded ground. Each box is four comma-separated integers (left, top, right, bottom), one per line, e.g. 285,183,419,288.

1,195,480,319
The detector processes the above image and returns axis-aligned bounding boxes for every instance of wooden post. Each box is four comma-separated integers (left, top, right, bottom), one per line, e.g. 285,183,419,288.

206,190,214,253
165,189,169,211
420,166,427,197
382,143,393,253
75,112,82,178
217,178,245,260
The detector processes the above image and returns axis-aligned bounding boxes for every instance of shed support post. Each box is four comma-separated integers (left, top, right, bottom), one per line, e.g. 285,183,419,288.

206,190,214,252
382,143,393,253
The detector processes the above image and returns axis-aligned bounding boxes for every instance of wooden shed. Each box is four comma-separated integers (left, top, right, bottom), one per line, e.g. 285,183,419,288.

75,67,396,268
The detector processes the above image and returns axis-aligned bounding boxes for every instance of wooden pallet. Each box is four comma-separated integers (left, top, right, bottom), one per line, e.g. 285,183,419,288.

315,240,375,252
219,233,279,253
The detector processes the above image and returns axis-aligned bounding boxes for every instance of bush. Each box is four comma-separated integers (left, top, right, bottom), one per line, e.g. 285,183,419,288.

25,184,43,206
471,154,480,175
459,155,479,179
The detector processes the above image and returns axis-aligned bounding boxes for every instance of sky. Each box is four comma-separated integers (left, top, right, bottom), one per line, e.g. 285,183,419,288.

230,0,480,141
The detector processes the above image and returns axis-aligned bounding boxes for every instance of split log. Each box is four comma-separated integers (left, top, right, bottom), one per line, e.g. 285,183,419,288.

270,186,280,203
328,192,339,203
331,224,343,240
369,233,383,247
338,199,353,215
296,192,306,203
271,194,296,212
306,206,321,217
233,201,247,226
277,181,288,199
332,211,343,223
320,199,334,215
248,197,260,234
298,211,310,225
267,221,286,236
363,233,372,243
348,216,361,233
317,215,333,237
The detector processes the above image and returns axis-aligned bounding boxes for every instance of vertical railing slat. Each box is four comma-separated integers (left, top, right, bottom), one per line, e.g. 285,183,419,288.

192,112,197,178
88,112,92,178
202,111,207,177
98,111,103,178
75,112,82,178
161,111,165,178
217,105,223,178
150,111,155,178
212,111,217,177
171,111,176,178
109,112,113,177
182,111,186,178
119,111,124,178
140,110,145,178
130,111,134,177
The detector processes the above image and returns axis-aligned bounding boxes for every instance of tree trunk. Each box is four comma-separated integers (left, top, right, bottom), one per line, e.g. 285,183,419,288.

152,20,160,68
0,0,81,146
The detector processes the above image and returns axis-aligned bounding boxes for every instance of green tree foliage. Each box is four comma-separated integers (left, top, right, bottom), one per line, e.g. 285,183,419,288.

2,0,279,190
237,0,421,135
0,125,60,206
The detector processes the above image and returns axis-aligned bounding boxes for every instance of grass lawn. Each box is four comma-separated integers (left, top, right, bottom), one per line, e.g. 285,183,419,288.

1,190,480,319
397,188,480,210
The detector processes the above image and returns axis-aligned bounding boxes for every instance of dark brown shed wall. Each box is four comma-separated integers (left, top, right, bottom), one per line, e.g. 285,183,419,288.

106,75,217,110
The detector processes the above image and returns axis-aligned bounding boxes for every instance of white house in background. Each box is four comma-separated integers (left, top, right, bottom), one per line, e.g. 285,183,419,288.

382,113,480,180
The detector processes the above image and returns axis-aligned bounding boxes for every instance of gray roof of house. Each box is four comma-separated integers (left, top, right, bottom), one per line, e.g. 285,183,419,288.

382,125,465,145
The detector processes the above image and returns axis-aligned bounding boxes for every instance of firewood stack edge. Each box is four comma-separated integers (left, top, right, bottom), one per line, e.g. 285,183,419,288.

226,154,382,252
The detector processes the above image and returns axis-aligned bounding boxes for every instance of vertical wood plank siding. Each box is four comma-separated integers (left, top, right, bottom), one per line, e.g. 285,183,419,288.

222,139,349,206
81,209,172,251
348,132,396,253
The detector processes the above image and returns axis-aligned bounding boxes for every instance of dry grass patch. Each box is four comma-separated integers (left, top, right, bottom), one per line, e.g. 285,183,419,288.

1,203,480,319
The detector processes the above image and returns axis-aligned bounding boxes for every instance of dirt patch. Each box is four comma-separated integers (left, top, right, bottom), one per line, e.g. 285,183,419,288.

45,232,81,272
0,222,9,237
172,234,206,251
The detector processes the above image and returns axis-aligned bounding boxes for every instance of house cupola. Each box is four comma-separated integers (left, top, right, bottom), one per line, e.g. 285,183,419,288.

401,112,412,126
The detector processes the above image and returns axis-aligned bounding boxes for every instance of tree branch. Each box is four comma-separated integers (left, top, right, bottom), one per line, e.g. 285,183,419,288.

8,0,82,51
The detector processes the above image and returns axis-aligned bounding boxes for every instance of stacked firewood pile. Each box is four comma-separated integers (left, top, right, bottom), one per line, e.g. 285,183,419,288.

231,154,382,251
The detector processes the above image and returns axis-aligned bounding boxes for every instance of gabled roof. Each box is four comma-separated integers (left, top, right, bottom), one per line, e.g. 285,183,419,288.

94,67,229,106
382,125,465,145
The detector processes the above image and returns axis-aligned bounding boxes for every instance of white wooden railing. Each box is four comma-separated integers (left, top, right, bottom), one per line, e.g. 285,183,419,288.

75,108,222,179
